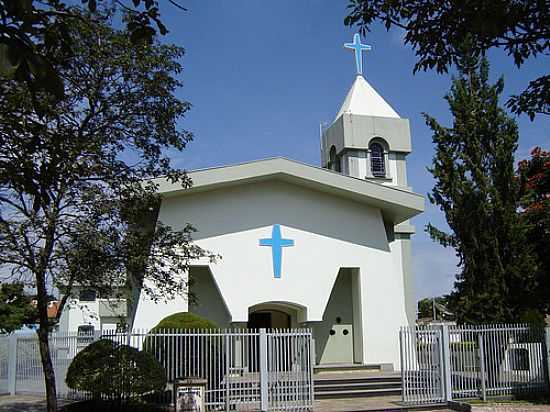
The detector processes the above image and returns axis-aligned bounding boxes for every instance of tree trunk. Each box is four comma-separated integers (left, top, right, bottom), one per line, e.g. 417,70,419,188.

36,270,57,412
38,325,57,412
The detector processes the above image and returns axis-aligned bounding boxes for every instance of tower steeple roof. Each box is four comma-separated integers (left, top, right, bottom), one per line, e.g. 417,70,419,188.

334,75,400,121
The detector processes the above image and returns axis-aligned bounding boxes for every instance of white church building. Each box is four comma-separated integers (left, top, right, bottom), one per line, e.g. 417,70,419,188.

61,36,424,370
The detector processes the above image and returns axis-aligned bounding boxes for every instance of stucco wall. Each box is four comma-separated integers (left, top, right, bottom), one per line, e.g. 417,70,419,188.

189,266,232,328
132,179,411,367
313,268,355,364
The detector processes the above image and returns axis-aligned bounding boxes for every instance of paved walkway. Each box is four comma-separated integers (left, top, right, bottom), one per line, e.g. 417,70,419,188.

0,395,67,412
469,404,550,412
314,396,452,411
2,395,548,412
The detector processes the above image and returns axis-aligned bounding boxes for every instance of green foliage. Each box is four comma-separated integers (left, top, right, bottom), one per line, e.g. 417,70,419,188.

519,309,546,328
417,296,453,321
424,52,538,324
0,282,36,333
66,339,166,400
518,148,550,315
344,0,549,118
0,8,212,412
0,0,184,104
0,7,214,327
150,312,218,332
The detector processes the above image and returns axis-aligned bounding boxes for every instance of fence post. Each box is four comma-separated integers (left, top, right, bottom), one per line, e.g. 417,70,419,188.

478,333,487,402
545,327,550,388
7,334,17,395
440,325,453,402
259,328,268,412
225,332,230,412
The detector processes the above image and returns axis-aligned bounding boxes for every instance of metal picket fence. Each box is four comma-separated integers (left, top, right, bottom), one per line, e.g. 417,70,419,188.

400,324,550,405
0,335,8,395
1,328,314,411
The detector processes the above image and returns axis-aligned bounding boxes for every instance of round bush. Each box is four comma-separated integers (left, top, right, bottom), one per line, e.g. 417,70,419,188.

150,312,217,331
66,339,166,400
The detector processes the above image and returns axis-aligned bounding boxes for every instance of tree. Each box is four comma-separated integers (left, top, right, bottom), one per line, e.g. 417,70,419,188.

0,0,185,103
518,147,550,314
425,51,538,324
417,295,453,321
344,0,549,119
0,8,212,412
0,282,36,333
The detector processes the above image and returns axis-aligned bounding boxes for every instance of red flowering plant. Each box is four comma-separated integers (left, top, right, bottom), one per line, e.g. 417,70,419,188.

518,147,550,315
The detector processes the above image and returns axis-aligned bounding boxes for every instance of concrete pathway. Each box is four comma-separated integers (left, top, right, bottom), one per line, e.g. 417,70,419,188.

314,396,452,411
0,396,73,412
469,404,550,412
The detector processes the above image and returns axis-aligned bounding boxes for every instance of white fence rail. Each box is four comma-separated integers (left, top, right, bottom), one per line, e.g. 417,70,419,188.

400,324,550,405
1,329,314,411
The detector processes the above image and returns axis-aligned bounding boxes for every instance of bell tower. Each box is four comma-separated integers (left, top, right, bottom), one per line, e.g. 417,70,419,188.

321,34,417,327
321,74,412,189
321,34,412,190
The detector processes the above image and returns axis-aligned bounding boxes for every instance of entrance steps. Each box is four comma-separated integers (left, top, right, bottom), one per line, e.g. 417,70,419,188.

314,365,401,399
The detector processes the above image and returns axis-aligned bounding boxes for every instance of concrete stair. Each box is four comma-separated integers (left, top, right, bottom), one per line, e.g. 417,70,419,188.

314,372,402,399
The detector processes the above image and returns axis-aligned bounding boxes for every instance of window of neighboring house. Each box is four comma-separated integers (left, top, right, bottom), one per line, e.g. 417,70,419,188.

509,348,529,371
370,143,386,177
329,146,341,172
77,325,95,344
79,289,96,302
78,324,94,335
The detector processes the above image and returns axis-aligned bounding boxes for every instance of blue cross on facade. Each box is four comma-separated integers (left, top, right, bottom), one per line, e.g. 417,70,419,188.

344,33,372,75
259,224,294,279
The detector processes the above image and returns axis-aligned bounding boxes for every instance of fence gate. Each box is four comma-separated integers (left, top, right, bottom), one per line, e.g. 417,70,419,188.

2,329,314,411
266,330,314,410
400,326,446,404
400,324,550,405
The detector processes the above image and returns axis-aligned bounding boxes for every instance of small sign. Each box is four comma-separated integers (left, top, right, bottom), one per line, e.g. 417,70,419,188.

176,386,203,412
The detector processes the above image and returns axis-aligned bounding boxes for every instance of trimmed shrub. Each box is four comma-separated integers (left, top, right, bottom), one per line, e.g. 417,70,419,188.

66,339,166,401
149,312,218,331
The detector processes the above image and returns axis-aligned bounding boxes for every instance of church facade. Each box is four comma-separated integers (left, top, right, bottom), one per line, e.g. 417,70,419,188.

131,70,424,370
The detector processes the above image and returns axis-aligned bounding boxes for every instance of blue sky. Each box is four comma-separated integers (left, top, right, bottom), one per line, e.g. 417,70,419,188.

157,1,549,301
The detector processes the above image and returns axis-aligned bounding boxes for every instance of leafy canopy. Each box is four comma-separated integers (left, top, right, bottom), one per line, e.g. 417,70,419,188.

0,7,211,311
345,0,549,119
151,312,218,332
0,0,184,103
0,282,36,333
0,8,210,411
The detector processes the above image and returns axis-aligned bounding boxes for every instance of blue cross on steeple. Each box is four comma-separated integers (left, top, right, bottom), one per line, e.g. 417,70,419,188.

344,33,372,75
259,224,294,279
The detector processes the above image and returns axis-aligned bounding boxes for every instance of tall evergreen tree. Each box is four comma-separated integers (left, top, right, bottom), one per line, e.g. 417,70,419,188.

425,52,538,324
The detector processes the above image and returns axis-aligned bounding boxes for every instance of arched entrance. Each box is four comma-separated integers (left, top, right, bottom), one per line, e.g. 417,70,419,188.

248,309,290,329
247,302,306,330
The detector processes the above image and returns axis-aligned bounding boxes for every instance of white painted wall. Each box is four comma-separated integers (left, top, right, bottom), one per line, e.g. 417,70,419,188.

132,179,411,368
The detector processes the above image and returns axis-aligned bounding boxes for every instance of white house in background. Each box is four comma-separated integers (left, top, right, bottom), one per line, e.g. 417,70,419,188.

58,288,127,335
130,69,424,370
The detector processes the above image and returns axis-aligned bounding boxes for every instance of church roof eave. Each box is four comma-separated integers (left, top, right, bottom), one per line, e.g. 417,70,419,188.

151,157,424,224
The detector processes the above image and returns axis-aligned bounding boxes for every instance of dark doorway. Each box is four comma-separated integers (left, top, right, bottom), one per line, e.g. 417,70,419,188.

247,310,293,372
247,310,291,330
